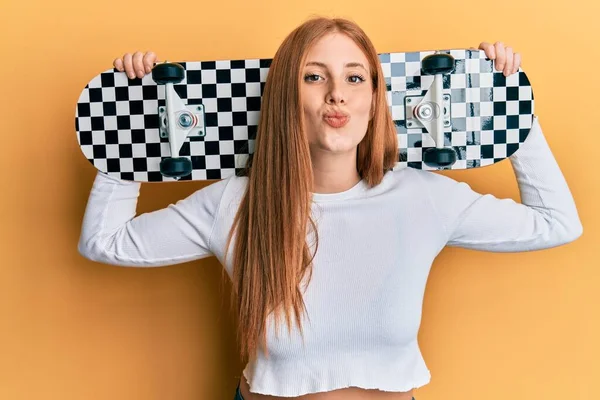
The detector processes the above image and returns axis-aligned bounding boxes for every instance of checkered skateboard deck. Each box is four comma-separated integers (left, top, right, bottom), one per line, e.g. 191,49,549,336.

75,48,534,182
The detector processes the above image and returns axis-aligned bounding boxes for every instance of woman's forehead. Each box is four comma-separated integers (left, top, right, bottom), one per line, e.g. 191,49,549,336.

305,34,370,70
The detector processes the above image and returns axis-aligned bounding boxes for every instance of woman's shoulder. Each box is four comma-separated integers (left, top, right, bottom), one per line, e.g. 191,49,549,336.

187,173,248,210
381,166,469,201
390,165,462,187
213,173,249,203
385,165,439,186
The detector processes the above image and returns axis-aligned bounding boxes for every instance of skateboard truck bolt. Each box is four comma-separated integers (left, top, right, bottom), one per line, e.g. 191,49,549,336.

178,112,195,128
415,102,439,121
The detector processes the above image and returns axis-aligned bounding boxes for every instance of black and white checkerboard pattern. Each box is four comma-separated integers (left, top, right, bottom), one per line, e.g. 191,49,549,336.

75,49,534,182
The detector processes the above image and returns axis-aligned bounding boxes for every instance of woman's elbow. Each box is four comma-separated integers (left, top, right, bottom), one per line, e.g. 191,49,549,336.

554,217,583,246
566,219,584,243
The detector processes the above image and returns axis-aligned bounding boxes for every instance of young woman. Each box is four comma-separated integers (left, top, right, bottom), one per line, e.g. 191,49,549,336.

79,16,583,400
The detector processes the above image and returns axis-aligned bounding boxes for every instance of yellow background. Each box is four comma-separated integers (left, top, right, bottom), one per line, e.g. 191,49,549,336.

1,0,598,399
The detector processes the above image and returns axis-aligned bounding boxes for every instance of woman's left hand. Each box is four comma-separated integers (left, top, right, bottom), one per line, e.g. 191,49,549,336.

472,42,522,77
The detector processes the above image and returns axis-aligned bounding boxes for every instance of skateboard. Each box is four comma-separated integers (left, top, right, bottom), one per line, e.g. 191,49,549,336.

75,49,534,182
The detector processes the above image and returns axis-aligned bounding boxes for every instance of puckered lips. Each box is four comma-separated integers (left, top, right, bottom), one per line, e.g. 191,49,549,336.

323,109,350,128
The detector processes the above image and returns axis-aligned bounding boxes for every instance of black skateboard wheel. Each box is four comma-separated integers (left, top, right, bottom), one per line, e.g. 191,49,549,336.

421,54,455,75
152,63,185,84
160,157,192,178
423,147,457,168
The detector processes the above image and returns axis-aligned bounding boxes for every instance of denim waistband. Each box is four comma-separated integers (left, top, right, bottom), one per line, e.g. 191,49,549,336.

235,381,244,400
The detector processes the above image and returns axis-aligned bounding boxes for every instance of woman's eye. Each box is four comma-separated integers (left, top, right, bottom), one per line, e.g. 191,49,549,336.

349,75,366,83
304,74,321,82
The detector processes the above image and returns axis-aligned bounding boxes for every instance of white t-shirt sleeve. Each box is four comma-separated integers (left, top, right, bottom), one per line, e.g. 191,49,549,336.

419,116,583,252
77,171,230,266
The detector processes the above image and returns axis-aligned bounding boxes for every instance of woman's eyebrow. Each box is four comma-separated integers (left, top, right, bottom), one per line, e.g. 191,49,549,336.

305,61,367,71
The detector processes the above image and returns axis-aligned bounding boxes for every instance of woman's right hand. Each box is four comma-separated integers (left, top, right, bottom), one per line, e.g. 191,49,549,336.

113,51,159,79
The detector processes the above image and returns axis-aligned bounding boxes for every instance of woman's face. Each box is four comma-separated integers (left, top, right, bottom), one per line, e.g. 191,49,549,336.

301,32,374,157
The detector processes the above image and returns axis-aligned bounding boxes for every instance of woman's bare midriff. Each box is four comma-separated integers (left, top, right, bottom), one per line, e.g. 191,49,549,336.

240,375,415,400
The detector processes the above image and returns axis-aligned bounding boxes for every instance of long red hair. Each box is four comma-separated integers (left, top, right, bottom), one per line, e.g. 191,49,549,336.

221,16,398,364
